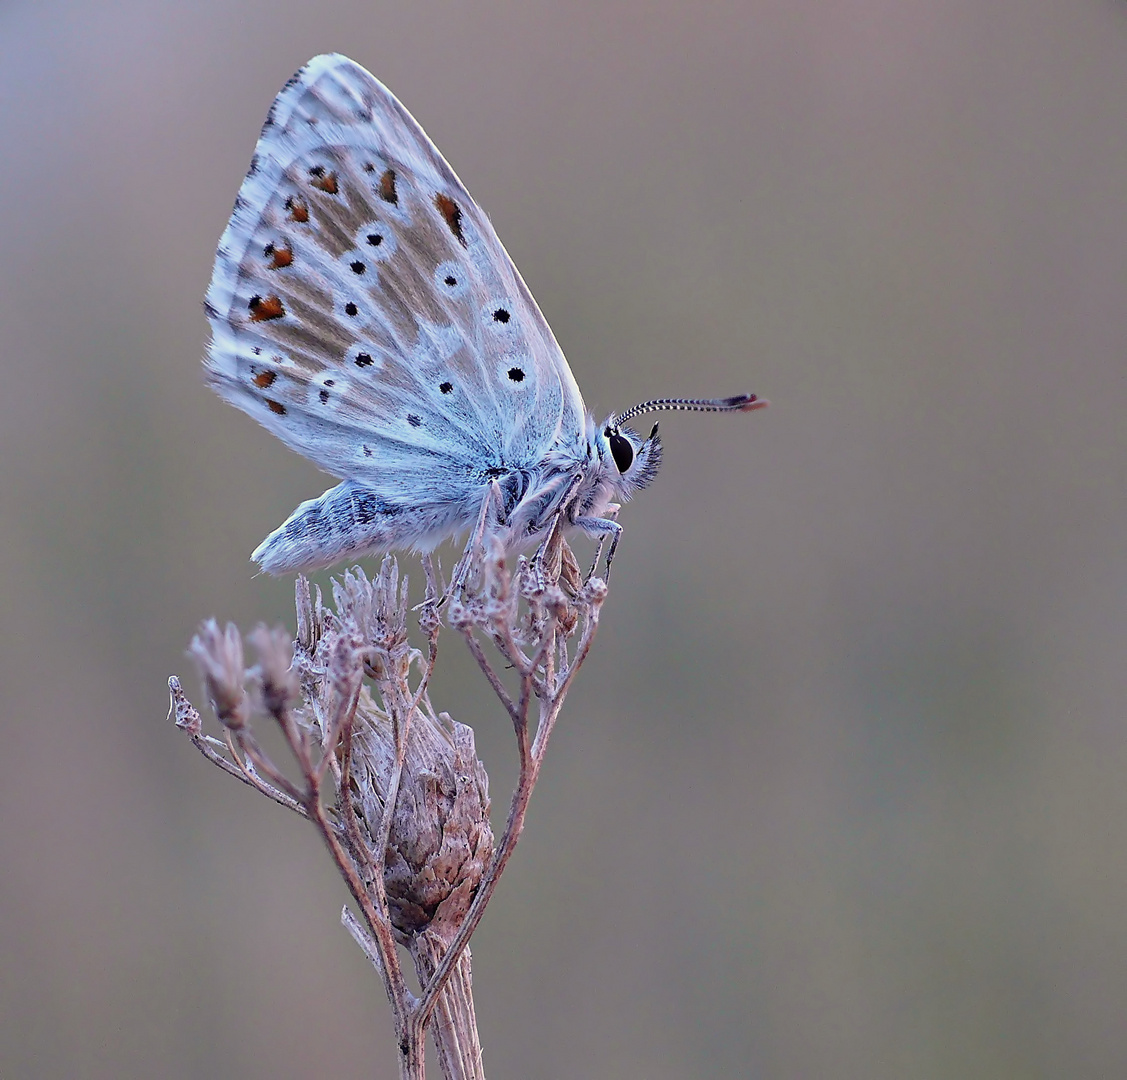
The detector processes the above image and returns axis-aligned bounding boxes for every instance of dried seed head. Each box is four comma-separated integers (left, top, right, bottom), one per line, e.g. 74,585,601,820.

309,559,495,946
351,695,493,946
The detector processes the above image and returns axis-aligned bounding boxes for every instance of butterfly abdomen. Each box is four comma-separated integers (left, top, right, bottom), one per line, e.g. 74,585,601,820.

253,479,404,573
252,477,481,573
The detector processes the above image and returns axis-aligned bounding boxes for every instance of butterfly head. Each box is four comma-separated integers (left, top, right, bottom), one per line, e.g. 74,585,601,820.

598,393,766,501
597,417,663,500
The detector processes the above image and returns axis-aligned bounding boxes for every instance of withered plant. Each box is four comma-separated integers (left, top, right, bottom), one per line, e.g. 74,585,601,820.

169,530,606,1080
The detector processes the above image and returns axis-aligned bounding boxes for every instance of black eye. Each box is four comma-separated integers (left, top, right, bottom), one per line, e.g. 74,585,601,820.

608,431,634,473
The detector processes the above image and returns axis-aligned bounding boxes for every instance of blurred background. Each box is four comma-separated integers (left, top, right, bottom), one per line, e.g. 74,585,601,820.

1,1,1124,1076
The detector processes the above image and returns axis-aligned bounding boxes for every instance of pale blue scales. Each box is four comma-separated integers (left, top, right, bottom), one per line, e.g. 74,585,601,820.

204,54,764,575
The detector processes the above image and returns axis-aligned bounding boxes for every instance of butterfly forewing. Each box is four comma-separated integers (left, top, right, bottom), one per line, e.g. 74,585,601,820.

205,54,585,488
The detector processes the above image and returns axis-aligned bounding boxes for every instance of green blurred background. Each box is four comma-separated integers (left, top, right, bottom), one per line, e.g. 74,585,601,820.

2,1,1125,1076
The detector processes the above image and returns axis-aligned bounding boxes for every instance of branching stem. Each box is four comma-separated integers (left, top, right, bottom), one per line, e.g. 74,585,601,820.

175,545,605,1080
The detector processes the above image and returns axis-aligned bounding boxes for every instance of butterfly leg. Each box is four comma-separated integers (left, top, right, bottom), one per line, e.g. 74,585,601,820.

572,513,623,581
528,511,569,593
589,503,621,578
446,482,505,601
526,470,585,589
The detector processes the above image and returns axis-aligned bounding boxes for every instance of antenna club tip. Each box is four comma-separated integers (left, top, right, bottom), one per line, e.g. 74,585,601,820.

734,394,769,411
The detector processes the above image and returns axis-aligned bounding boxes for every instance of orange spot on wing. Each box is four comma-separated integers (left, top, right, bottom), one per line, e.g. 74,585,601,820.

285,196,309,223
266,399,286,415
264,241,293,269
434,193,466,246
379,169,398,204
253,370,277,388
248,295,285,321
311,171,339,195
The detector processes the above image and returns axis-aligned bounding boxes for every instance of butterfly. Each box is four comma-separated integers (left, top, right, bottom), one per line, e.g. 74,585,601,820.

204,54,765,577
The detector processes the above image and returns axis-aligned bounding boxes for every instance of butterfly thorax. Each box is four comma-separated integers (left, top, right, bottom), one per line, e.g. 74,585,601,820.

497,412,661,548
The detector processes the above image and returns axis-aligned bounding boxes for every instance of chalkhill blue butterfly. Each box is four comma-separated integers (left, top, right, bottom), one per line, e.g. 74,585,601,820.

205,54,765,576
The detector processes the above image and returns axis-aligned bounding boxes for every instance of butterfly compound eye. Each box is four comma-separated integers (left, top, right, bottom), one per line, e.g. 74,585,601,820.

608,431,634,473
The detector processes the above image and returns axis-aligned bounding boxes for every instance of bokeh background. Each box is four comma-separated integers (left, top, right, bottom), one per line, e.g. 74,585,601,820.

2,1,1125,1076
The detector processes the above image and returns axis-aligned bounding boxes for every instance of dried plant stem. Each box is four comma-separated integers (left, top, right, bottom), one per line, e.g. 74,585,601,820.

417,554,604,1023
415,942,483,1080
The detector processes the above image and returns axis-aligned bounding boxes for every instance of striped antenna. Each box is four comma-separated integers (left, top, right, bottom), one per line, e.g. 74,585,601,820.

613,394,767,429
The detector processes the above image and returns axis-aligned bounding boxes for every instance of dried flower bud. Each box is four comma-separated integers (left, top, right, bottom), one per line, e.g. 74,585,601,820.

584,576,609,605
294,576,323,654
248,625,299,720
189,619,249,730
167,676,202,736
